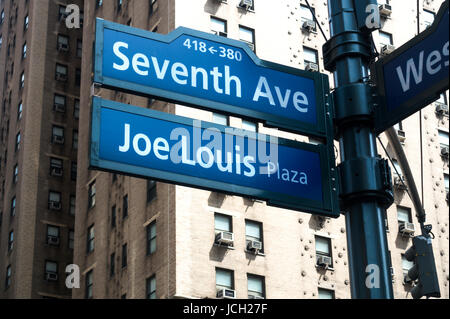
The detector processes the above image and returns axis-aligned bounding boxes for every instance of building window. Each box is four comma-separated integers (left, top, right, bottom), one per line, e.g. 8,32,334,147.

397,206,412,224
216,268,234,292
110,253,115,277
379,31,393,46
315,236,333,267
85,270,93,299
46,225,60,246
212,113,228,126
111,205,116,228
74,99,80,119
423,10,435,28
8,230,14,252
55,64,68,82
402,254,415,282
72,130,78,150
52,126,65,144
242,120,257,132
13,164,18,184
300,4,316,30
444,174,449,195
247,274,265,298
45,261,58,280
146,275,156,299
20,72,25,89
69,230,74,249
15,132,21,151
5,265,11,289
391,159,403,177
10,197,16,217
54,94,66,113
147,221,156,255
384,209,389,232
96,0,103,9
436,92,448,105
53,169,64,190
122,195,128,219
88,181,96,209
75,69,81,86
58,5,67,21
303,46,318,64
87,225,95,253
0,10,4,24
70,195,76,216
149,0,158,15
24,15,29,30
22,42,27,59
239,25,255,51
215,213,232,233
318,288,335,299
245,220,263,253
210,17,227,37
76,40,82,57
122,244,127,268
147,179,157,203
438,130,449,155
57,34,69,52
48,191,62,211
17,101,23,121
71,162,77,181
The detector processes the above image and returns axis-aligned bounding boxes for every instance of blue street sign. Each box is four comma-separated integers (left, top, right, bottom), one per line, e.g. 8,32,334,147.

94,19,332,138
373,0,449,134
90,97,339,217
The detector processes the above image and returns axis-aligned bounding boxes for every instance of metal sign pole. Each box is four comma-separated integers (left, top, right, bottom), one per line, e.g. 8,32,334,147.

324,0,394,298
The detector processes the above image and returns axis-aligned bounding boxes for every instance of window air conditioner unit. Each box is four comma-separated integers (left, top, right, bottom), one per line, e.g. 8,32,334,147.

248,294,265,299
247,240,262,253
399,222,415,235
393,176,407,190
49,201,62,211
305,62,319,72
379,4,392,18
316,255,332,268
57,43,69,52
47,236,60,246
302,19,316,32
55,73,68,82
441,147,449,157
53,135,65,144
46,272,58,281
239,0,253,10
51,167,63,177
435,102,449,116
54,103,66,113
217,288,236,299
215,231,234,246
212,30,228,37
396,129,406,143
381,44,396,57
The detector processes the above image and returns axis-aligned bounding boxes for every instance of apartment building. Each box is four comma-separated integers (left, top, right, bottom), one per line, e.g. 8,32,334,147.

0,0,83,298
72,0,448,300
1,0,447,300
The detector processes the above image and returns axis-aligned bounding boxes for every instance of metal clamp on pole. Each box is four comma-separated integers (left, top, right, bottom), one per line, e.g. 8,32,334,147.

332,83,377,136
338,157,394,209
323,32,372,71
